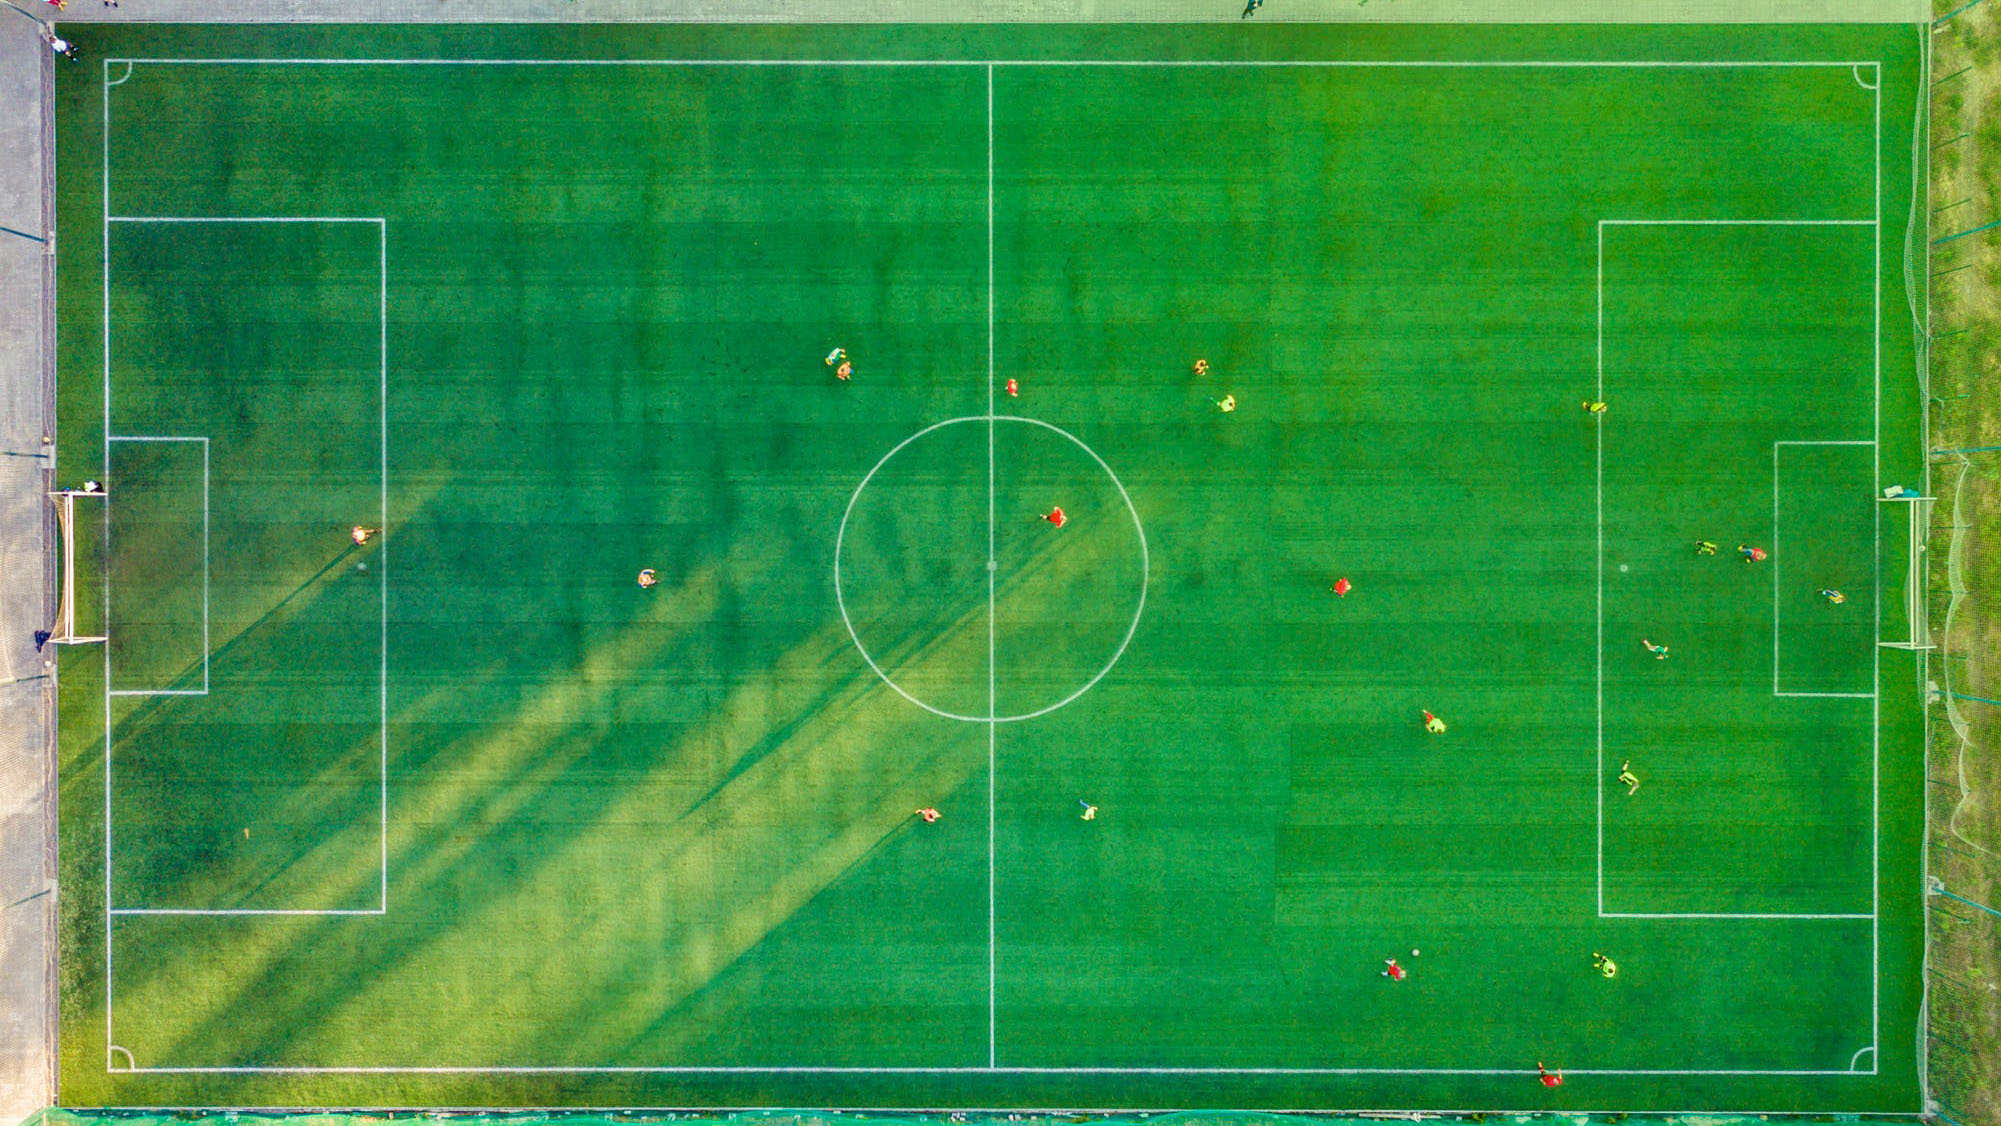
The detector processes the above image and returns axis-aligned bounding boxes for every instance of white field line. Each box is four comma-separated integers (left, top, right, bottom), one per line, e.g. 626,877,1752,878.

107,216,380,223
1596,217,1881,957
111,908,386,916
832,416,1148,726
1592,215,1878,915
105,436,208,697
104,1065,1880,1076
1871,71,1883,1064
1601,912,1874,920
100,57,113,1068
78,1112,1928,1122
100,215,391,938
100,56,1892,1083
66,1111,1929,1122
1599,218,1875,226
380,219,389,914
1594,64,1885,1065
78,1112,1920,1120
1594,218,1604,920
984,62,998,1072
106,58,1885,69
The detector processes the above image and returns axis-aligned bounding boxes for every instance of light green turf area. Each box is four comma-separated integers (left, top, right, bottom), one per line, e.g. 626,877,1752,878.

54,22,1927,1113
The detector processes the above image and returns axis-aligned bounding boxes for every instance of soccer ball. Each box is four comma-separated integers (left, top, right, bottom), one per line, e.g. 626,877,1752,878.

1412,949,1420,957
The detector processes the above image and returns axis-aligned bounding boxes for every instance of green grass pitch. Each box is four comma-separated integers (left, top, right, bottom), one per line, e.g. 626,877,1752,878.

53,22,1929,1113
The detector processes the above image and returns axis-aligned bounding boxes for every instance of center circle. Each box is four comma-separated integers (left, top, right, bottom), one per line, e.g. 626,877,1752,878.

834,415,1149,724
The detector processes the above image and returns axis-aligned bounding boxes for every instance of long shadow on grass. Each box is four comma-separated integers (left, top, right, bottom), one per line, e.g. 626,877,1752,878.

120,501,935,1068
101,542,386,909
116,475,1140,1076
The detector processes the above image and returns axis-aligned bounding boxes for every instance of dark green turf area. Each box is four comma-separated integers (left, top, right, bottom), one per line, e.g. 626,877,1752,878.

54,21,1927,1112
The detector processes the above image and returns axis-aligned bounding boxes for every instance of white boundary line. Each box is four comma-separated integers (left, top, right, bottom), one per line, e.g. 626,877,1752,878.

1870,61,1884,1063
70,1110,1932,1120
105,58,1885,68
1594,212,1883,963
95,1113,1926,1120
99,209,390,938
1772,440,1877,699
103,436,208,697
100,57,112,1071
984,62,998,1072
104,1066,1877,1076
96,51,1894,1082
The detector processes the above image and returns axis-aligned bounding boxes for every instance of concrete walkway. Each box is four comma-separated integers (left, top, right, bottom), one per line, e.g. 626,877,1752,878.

0,13,54,1126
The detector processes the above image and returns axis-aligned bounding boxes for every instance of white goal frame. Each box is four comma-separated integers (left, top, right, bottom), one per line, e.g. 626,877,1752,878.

46,487,108,646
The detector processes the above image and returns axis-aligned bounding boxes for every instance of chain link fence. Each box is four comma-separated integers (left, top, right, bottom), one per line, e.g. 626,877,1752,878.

1924,3,2001,1124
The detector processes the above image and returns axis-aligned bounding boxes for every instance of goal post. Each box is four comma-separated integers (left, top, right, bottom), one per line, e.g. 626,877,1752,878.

1879,485,1935,652
42,486,107,648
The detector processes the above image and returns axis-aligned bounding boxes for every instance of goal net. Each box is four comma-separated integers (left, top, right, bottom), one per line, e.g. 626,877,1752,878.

1880,486,1934,652
42,487,107,648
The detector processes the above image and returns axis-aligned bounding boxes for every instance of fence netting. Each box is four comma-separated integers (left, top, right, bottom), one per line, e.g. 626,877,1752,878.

1925,3,2001,1125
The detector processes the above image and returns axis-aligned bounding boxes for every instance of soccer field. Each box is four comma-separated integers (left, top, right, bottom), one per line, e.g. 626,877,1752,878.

53,22,1929,1113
